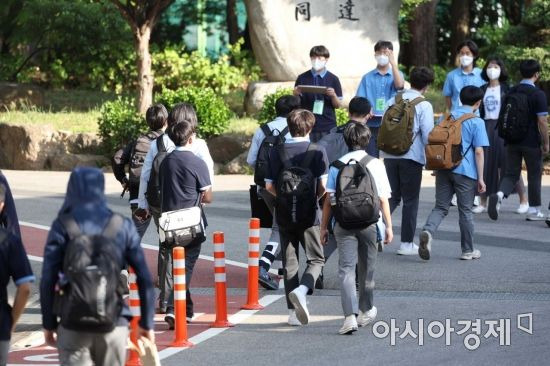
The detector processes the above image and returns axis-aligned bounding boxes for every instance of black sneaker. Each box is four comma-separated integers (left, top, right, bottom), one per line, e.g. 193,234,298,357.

546,215,550,228
487,194,500,221
258,267,279,290
315,272,324,290
165,313,175,330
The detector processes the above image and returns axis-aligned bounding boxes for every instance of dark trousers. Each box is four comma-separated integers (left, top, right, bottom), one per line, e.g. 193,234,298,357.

279,225,325,309
384,159,423,243
162,238,203,317
366,126,380,158
499,144,542,207
130,203,157,238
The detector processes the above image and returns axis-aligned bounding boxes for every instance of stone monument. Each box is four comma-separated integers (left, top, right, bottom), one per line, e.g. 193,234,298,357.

244,0,401,114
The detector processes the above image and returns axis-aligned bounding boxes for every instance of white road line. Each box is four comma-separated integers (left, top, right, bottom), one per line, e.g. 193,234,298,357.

157,294,283,360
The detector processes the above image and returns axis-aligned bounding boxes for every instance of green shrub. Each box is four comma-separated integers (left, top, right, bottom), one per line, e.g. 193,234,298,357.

258,88,294,124
98,97,146,154
335,108,348,126
501,46,550,82
156,87,232,137
432,64,449,89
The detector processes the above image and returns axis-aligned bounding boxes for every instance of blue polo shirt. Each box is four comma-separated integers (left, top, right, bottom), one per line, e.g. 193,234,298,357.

1,229,35,340
443,67,484,111
451,106,489,180
356,67,404,126
295,69,343,133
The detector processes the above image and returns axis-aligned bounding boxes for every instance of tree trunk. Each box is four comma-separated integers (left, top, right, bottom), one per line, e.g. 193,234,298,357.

402,0,438,67
450,0,471,64
135,25,153,115
226,0,239,45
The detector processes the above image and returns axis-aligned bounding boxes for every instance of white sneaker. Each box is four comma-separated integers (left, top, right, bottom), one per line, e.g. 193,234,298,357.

396,242,419,256
358,306,377,327
526,210,545,221
418,231,432,260
472,205,487,214
288,289,310,325
288,310,301,326
473,196,480,206
339,315,358,335
451,194,457,206
516,203,529,214
460,249,481,260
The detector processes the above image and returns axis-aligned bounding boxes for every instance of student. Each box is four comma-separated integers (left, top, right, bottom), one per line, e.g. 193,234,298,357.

419,86,488,261
40,168,154,366
265,109,328,326
356,40,405,158
443,40,485,112
136,103,214,313
112,104,167,238
0,171,21,238
488,59,549,221
473,57,529,214
294,45,343,142
321,122,393,334
159,118,212,329
0,183,33,366
247,95,301,290
381,67,435,256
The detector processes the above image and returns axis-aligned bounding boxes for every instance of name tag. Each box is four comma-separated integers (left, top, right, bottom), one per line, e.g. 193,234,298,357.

376,97,386,112
313,99,324,115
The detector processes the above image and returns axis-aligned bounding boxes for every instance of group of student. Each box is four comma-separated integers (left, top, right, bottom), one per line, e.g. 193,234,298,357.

247,40,549,334
0,39,548,365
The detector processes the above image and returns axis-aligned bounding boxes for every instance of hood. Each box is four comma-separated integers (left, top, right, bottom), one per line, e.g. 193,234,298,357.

59,167,106,214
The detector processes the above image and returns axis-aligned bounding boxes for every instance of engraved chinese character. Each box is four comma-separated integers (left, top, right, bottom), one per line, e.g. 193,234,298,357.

295,2,311,21
339,0,359,21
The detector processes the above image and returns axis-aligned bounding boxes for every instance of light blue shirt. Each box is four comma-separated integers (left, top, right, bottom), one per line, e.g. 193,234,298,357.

380,89,435,165
356,67,405,119
451,106,489,180
246,116,292,167
443,67,484,111
137,134,214,209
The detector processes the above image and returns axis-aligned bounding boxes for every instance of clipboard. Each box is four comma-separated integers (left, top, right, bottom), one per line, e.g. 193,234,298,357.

297,85,327,94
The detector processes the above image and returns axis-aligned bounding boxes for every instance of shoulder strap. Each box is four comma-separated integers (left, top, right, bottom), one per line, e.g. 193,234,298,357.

395,92,403,104
102,214,124,240
278,145,293,170
59,214,81,240
156,136,166,153
359,155,374,166
279,126,289,137
0,229,7,245
260,124,272,137
331,160,345,169
300,143,317,170
455,113,476,125
409,96,425,107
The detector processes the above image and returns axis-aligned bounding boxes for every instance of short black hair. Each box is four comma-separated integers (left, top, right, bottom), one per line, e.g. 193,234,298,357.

410,67,435,90
168,103,198,130
275,95,301,118
309,45,330,58
145,104,168,130
348,97,371,117
0,183,5,204
459,85,484,106
457,39,479,58
519,59,542,79
343,122,371,151
374,40,393,52
481,56,509,82
167,119,194,147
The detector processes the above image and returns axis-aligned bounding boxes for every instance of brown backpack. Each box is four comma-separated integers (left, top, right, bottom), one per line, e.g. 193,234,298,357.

425,113,475,170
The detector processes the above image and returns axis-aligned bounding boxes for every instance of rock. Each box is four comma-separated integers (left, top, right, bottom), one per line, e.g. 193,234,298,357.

207,134,251,164
0,82,45,109
220,151,250,174
0,123,105,170
244,0,401,81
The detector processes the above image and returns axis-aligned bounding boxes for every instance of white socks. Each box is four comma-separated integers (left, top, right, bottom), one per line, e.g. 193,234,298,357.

497,191,504,200
295,285,309,297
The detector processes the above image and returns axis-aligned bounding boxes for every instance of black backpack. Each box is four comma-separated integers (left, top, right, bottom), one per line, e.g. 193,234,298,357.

146,137,169,210
332,155,380,230
54,214,125,333
498,86,536,143
254,124,289,187
129,130,163,186
275,144,318,230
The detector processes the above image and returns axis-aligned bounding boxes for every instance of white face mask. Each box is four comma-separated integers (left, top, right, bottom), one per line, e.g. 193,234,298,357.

376,55,389,66
460,55,473,67
487,67,501,80
311,59,326,72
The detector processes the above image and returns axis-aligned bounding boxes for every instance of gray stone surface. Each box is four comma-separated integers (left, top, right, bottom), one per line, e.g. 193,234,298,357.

244,0,401,81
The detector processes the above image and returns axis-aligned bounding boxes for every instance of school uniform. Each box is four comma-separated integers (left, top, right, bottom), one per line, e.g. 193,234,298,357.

443,67,485,111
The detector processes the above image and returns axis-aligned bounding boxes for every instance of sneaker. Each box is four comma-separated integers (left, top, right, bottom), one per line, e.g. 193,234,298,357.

451,194,457,206
460,249,481,260
418,231,432,261
339,315,358,335
396,242,419,256
288,289,310,325
473,195,480,206
516,203,529,214
526,211,545,221
472,205,487,214
487,193,501,220
120,270,129,295
288,310,301,326
315,272,324,290
259,267,279,290
164,313,175,330
546,215,550,228
357,306,377,327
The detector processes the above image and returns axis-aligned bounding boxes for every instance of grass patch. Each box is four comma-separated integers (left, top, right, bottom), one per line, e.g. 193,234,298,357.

0,108,99,134
44,89,119,112
225,116,259,136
